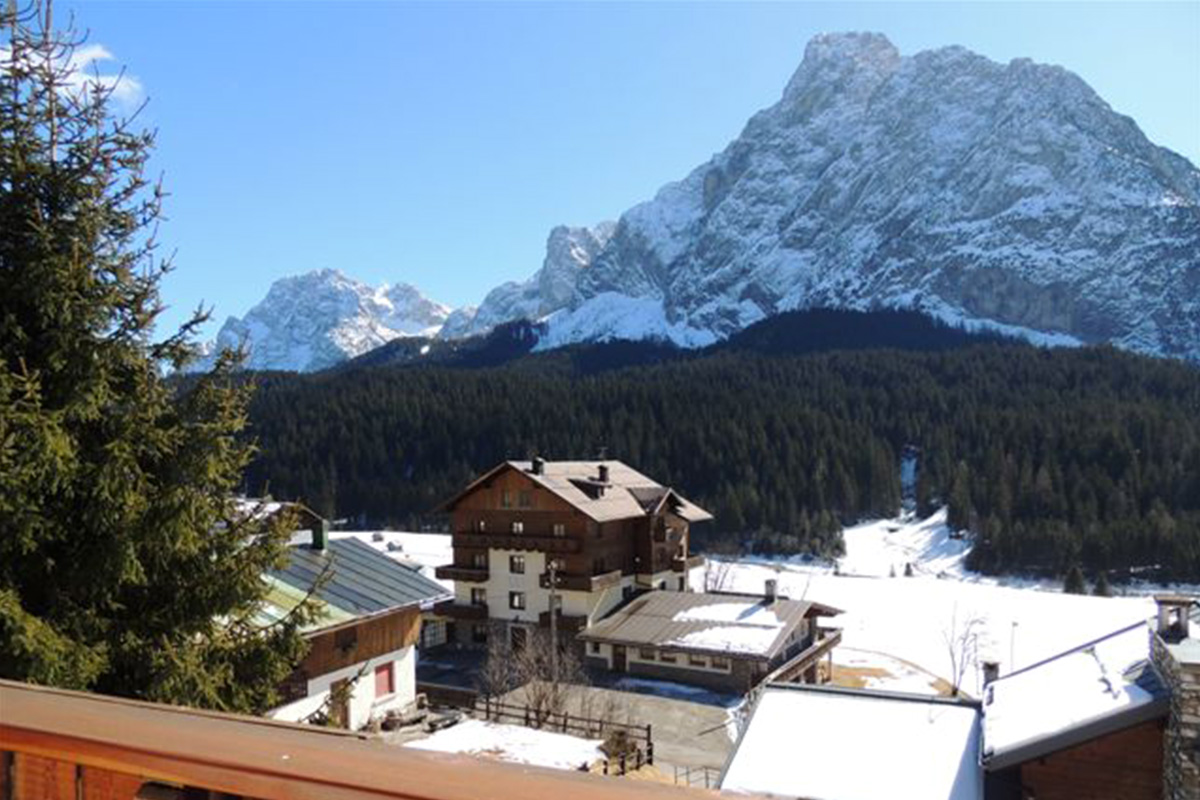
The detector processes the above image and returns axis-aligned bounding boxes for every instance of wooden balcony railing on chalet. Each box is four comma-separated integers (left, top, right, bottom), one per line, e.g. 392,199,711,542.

453,531,581,554
435,600,488,620
538,568,622,592
434,565,489,583
537,609,589,633
0,679,729,800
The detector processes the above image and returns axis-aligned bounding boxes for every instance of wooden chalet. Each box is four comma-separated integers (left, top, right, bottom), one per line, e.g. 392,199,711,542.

265,529,450,730
434,459,711,650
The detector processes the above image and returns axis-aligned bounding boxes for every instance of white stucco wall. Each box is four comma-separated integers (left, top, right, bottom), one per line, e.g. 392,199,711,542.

268,644,416,731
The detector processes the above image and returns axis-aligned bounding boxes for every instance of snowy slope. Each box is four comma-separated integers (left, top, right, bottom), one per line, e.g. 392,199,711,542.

193,270,452,372
693,509,1157,697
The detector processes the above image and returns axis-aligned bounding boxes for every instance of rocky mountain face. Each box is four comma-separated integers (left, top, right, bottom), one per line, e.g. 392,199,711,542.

195,269,450,372
545,32,1198,359
440,223,616,339
199,33,1200,371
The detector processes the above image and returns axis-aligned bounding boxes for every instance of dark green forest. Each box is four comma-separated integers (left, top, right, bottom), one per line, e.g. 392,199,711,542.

237,311,1200,581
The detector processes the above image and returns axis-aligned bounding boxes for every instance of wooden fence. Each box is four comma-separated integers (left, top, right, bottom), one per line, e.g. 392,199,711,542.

673,765,721,789
474,697,653,770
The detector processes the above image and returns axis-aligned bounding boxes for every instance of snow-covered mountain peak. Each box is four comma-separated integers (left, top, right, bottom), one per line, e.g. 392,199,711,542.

193,270,451,372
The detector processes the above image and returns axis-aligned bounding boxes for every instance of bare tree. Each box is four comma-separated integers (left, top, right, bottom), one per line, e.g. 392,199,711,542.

512,629,588,725
703,558,734,593
942,604,985,697
478,627,588,726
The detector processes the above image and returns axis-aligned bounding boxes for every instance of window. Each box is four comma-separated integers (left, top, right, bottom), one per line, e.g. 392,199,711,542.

475,519,487,532
711,656,730,671
471,587,487,606
472,623,489,644
659,651,677,664
471,552,487,568
552,523,566,537
374,663,394,697
590,642,601,655
511,521,524,534
639,648,656,661
509,554,525,574
688,654,707,668
501,490,512,508
509,591,526,610
518,490,532,508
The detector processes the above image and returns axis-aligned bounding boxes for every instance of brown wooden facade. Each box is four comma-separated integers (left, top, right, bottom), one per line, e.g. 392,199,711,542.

986,719,1166,800
281,605,421,701
436,466,691,591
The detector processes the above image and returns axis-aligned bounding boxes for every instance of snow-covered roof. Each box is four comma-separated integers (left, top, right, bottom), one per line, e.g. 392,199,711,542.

440,460,713,524
720,684,982,800
981,620,1168,769
578,590,836,659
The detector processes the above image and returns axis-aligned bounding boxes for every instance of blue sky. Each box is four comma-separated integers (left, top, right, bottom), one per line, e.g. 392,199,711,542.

60,1,1200,339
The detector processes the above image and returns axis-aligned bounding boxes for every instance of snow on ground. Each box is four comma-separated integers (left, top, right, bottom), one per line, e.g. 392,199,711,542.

331,531,452,591
404,719,602,771
694,509,1156,697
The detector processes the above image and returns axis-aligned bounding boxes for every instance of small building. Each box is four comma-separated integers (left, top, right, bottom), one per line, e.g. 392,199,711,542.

720,683,983,799
434,459,711,651
981,617,1169,800
265,529,451,729
577,588,840,693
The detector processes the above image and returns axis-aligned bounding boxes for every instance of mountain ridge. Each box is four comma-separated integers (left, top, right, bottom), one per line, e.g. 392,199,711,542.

194,32,1200,371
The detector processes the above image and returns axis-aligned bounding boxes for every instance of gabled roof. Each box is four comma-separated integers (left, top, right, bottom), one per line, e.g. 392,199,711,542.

577,590,837,659
438,460,713,524
720,684,982,800
270,537,450,620
981,619,1169,770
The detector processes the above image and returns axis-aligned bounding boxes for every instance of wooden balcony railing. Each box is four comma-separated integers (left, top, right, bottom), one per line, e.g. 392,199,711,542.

537,610,589,633
539,569,622,592
434,600,488,620
453,532,581,554
0,679,727,800
434,565,489,583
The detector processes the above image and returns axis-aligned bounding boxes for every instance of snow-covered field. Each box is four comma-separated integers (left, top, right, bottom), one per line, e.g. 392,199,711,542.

694,509,1157,697
404,719,602,771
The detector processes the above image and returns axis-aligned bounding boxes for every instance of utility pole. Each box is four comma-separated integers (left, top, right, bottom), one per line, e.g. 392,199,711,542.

549,559,560,683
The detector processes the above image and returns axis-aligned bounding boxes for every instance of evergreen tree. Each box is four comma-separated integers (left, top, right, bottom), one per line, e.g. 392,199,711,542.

1092,571,1112,598
1063,565,1087,595
0,3,314,711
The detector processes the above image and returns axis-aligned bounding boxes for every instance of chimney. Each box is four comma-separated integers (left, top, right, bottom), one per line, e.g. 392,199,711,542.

597,464,609,484
981,660,1001,686
532,456,545,475
1156,595,1193,643
312,519,329,551
765,578,778,602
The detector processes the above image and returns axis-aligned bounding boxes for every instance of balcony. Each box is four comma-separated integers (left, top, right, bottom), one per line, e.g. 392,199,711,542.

538,609,588,633
539,569,623,592
435,565,489,583
453,532,580,554
434,600,488,620
1,678,708,800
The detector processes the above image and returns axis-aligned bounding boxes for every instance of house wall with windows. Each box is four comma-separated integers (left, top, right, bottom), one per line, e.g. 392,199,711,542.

583,642,759,694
